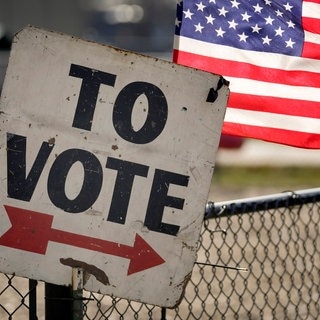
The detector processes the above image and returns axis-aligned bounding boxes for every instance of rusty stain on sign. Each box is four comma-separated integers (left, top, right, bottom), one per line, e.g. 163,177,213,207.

60,258,110,286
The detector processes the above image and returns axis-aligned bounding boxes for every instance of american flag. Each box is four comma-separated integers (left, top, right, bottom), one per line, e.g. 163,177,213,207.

173,0,320,149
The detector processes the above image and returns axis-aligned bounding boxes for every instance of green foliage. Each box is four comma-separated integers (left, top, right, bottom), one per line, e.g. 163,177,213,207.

212,166,320,189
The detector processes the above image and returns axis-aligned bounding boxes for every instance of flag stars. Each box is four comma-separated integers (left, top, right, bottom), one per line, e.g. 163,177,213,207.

283,2,293,11
251,24,262,33
205,14,215,24
196,2,206,11
218,7,229,16
262,35,272,44
265,16,275,25
285,38,295,48
215,27,226,37
228,19,238,29
253,3,263,13
175,0,304,67
230,0,240,8
194,23,204,33
275,27,284,36
241,11,252,22
287,20,295,28
183,9,194,19
238,32,248,42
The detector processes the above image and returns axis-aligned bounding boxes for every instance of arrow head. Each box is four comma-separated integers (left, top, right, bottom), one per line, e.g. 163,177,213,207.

127,234,165,275
0,205,53,254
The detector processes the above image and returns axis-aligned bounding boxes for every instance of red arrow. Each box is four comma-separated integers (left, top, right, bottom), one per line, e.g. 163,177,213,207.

0,205,165,275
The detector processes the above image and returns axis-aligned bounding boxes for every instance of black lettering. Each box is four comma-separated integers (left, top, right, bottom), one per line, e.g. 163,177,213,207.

113,81,168,144
47,149,103,213
144,169,189,236
106,157,149,224
7,133,54,201
70,64,117,131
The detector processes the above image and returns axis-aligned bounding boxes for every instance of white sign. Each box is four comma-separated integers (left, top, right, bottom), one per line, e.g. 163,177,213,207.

0,26,228,307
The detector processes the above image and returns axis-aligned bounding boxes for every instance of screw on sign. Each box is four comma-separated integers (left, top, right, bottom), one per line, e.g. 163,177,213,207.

0,26,228,307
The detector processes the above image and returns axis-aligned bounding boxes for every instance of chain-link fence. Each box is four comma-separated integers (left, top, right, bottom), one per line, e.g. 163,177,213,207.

1,188,319,319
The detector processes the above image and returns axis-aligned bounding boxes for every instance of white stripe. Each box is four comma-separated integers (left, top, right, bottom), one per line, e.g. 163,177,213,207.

305,31,320,45
226,76,320,101
302,1,320,19
224,108,320,134
173,35,320,71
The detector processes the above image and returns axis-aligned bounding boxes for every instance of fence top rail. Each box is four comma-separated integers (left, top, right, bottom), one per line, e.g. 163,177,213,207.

205,187,320,219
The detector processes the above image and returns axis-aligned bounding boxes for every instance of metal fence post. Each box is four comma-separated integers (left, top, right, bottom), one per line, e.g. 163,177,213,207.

29,279,37,320
72,267,84,320
161,307,166,320
45,283,73,320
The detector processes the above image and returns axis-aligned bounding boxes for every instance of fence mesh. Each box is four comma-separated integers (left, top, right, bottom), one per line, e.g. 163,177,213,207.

0,275,39,320
1,188,319,319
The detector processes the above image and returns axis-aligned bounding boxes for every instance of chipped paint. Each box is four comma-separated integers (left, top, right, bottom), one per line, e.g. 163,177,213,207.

48,137,55,145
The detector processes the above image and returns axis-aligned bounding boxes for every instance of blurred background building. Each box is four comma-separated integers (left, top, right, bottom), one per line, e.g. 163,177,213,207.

0,0,176,100
0,0,176,54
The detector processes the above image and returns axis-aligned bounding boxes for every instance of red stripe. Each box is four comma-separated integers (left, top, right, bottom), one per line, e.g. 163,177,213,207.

302,41,320,59
302,18,320,34
228,92,320,118
173,50,320,88
304,0,320,5
222,122,320,149
302,17,320,33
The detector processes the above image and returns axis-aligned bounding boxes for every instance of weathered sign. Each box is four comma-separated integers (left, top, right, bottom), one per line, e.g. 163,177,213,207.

0,26,228,307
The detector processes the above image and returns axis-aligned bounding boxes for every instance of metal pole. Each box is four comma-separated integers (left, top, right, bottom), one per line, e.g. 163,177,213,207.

29,279,38,320
72,267,84,320
205,187,320,218
45,283,73,320
161,307,167,320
